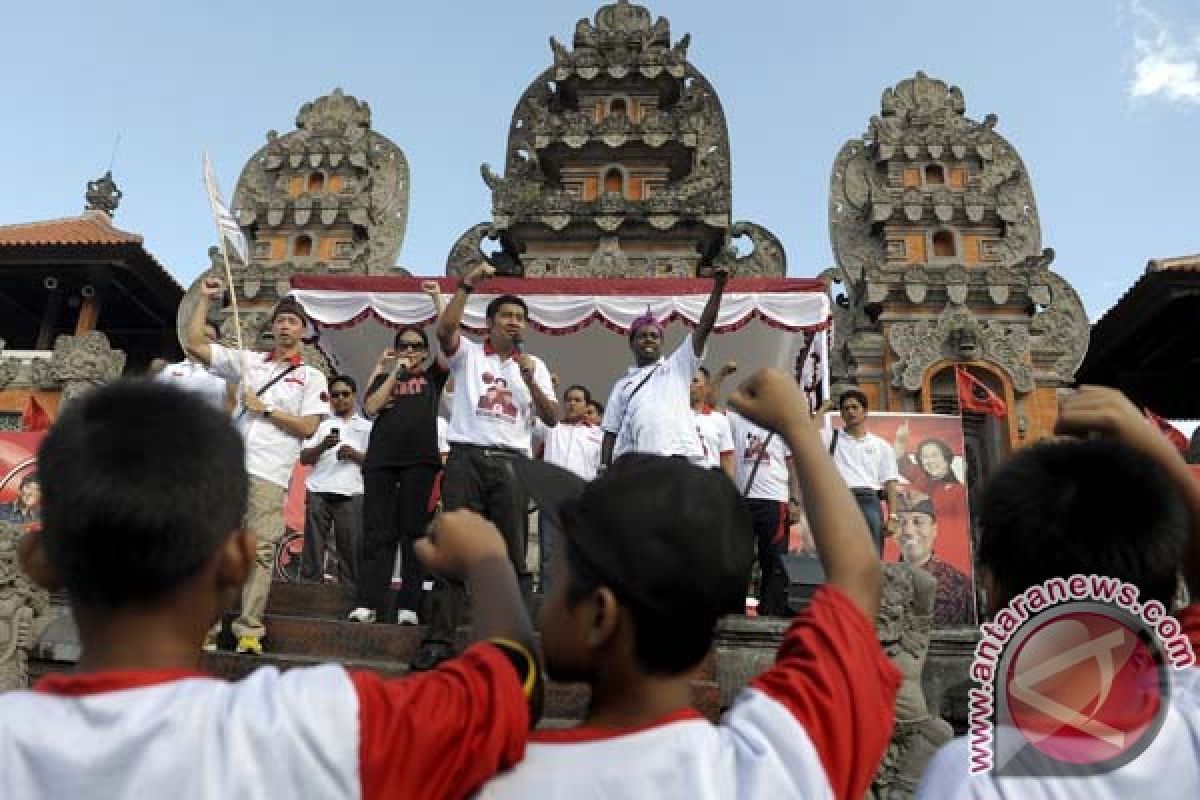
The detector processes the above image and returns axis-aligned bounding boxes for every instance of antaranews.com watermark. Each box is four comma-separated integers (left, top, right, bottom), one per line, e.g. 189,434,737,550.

968,574,1195,776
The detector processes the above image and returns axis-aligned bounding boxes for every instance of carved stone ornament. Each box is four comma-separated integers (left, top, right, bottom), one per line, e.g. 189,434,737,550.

889,304,1033,393
464,2,776,277
871,563,953,799
724,222,787,277
446,223,501,278
0,523,52,691
232,88,410,278
1029,271,1089,382
0,339,17,389
43,332,125,404
84,171,123,216
829,72,1043,285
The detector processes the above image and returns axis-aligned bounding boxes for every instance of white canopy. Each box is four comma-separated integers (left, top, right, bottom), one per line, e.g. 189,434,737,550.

290,276,832,408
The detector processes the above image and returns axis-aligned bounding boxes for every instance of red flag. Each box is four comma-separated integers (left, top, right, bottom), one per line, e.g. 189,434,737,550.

21,395,51,432
1145,409,1189,454
955,366,1007,418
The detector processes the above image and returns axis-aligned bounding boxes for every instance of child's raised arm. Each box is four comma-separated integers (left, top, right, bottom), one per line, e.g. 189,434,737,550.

729,368,881,617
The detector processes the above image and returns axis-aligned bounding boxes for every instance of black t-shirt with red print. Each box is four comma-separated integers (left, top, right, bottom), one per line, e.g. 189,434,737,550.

364,362,450,470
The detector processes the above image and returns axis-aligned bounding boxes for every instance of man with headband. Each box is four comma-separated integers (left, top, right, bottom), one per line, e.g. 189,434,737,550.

601,266,730,467
185,277,330,655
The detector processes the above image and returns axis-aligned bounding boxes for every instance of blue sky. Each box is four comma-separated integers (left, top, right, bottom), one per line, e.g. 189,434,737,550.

2,0,1197,319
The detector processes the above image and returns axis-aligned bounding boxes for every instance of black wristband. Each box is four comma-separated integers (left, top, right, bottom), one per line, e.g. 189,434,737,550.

459,281,475,294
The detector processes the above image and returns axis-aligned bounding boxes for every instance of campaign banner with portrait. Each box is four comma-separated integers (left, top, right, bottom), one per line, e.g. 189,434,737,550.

824,412,976,626
0,431,44,530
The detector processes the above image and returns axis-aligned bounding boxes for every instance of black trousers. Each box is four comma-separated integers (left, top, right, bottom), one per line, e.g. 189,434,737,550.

747,498,789,616
300,492,362,587
423,444,530,646
356,464,440,616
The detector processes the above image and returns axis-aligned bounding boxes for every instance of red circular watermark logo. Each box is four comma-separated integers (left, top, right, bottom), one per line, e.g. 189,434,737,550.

998,604,1168,774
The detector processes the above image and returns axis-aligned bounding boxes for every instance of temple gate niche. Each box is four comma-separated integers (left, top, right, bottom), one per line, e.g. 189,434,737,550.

223,88,411,348
447,0,785,279
827,72,1088,462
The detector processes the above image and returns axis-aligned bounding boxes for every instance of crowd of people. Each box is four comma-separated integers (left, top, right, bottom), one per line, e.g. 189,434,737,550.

4,266,1199,798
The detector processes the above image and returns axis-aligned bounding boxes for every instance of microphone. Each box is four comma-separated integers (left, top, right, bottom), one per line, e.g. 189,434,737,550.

511,334,524,354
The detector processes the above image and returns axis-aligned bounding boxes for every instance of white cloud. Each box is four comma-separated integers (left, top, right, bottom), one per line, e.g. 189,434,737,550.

1125,0,1200,104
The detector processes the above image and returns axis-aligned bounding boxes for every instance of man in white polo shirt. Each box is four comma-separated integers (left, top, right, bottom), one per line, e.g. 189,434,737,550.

415,263,559,670
155,319,232,412
185,277,329,655
601,266,730,468
298,374,371,588
822,389,899,554
728,407,802,616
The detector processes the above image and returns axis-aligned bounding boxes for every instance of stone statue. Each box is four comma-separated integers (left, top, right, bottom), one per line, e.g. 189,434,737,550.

0,523,51,692
871,562,953,799
84,171,123,216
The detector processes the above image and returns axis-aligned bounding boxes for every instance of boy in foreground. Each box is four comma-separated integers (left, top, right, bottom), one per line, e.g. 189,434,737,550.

0,382,540,800
480,368,902,800
917,386,1200,798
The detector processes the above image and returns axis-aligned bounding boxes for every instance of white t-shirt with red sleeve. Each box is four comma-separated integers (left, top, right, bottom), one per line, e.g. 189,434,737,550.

728,410,793,502
0,643,529,800
207,343,330,488
693,406,734,470
478,585,903,800
444,336,554,455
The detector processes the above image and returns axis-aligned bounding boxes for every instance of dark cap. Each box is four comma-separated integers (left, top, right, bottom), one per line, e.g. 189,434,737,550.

561,455,754,620
269,296,309,326
896,491,936,518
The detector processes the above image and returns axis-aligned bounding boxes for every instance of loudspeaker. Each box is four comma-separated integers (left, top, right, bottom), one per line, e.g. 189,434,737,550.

781,553,826,613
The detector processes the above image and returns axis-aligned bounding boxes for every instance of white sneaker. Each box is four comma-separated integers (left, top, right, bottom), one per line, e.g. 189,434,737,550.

347,607,376,623
396,610,419,626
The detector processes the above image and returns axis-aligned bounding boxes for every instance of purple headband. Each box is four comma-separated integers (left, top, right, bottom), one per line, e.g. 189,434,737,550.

629,308,663,337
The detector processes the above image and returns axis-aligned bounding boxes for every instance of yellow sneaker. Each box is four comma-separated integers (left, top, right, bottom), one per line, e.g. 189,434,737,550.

235,635,263,656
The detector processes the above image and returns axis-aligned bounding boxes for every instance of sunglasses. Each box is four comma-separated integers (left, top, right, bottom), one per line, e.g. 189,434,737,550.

396,341,427,350
330,390,354,398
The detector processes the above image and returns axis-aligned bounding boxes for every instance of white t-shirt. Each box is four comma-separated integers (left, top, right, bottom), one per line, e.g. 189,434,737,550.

917,664,1200,799
479,586,903,800
822,429,899,491
444,336,554,455
155,359,229,411
208,344,330,488
536,419,603,481
693,407,734,470
437,416,449,458
303,414,372,496
602,334,704,463
728,410,793,502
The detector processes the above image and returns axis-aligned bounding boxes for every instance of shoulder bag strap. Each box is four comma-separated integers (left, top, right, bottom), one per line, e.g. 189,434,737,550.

742,431,776,498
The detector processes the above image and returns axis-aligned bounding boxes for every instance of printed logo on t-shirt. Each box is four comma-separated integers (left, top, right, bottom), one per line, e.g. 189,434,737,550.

696,425,710,459
476,373,518,423
742,433,772,464
391,375,430,397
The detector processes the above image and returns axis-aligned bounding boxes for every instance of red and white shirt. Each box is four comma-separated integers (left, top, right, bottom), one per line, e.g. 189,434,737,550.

602,334,705,464
0,644,528,800
916,605,1200,799
208,344,330,488
535,419,603,481
693,406,734,470
155,359,230,411
444,337,554,455
728,410,793,502
478,586,902,800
